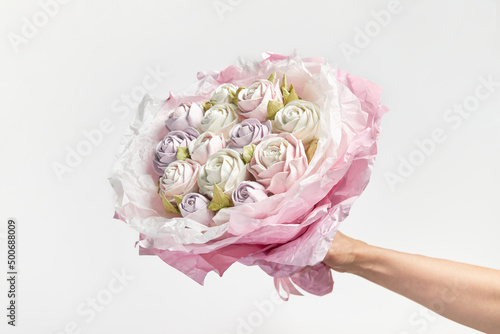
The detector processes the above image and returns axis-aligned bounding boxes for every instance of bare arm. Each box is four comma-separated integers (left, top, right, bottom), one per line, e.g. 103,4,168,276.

323,232,500,333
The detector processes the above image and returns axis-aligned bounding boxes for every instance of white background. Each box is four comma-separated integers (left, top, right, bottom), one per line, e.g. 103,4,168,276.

1,0,499,333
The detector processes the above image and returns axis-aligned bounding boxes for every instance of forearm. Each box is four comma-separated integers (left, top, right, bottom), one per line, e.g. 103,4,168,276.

349,243,500,333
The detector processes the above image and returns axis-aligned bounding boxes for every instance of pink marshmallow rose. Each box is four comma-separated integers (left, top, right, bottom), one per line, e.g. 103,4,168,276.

159,159,201,203
188,132,226,165
248,133,308,195
237,79,283,122
165,102,204,132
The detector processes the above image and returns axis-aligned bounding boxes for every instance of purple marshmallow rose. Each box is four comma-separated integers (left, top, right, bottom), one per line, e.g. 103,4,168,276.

153,127,199,176
165,102,204,132
227,118,271,153
232,181,268,206
179,193,215,226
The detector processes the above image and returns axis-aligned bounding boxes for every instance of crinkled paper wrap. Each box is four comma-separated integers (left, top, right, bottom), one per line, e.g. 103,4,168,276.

109,52,388,298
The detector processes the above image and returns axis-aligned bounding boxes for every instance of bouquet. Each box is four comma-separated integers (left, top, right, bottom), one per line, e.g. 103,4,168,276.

109,52,388,299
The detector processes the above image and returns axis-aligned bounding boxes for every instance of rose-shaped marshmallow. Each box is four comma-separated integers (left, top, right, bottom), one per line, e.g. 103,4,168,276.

179,193,214,226
197,149,248,199
232,181,268,206
236,79,283,122
248,133,308,194
159,159,201,203
273,100,320,145
227,118,271,153
200,103,239,139
209,83,237,104
153,128,199,176
165,102,204,132
188,132,226,165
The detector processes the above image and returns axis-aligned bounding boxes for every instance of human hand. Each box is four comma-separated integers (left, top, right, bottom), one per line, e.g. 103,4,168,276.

322,231,368,274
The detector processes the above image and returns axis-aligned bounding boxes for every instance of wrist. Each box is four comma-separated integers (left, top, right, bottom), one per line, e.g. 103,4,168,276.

323,232,373,274
344,240,374,275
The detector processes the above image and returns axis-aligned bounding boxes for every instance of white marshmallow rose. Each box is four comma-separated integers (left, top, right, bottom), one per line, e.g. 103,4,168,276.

197,149,248,199
209,83,237,104
272,99,320,145
188,132,226,165
200,103,239,139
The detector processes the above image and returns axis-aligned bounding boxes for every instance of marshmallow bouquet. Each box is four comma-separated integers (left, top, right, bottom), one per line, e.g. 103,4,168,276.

110,53,388,299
